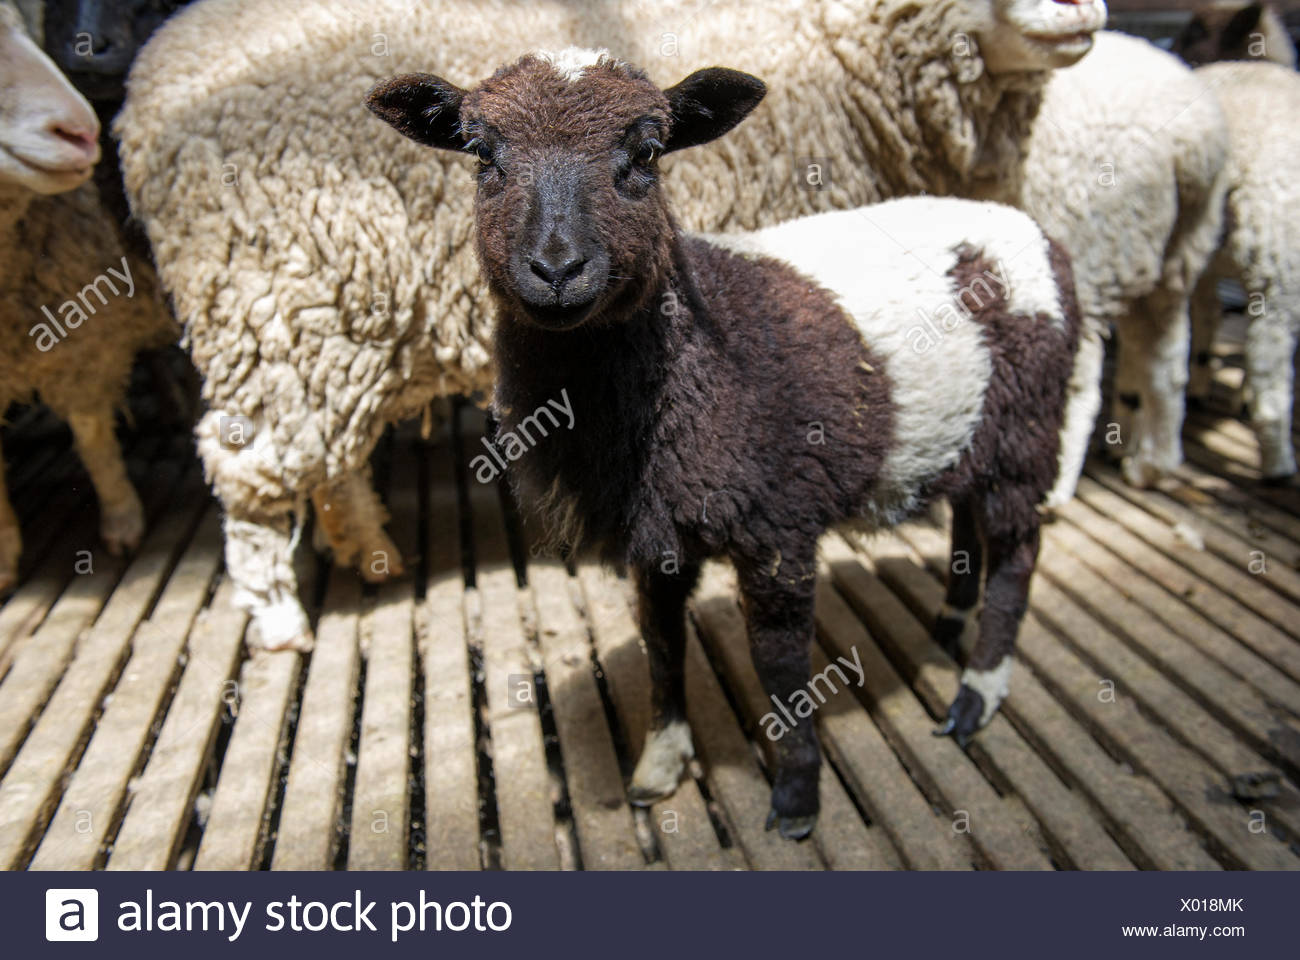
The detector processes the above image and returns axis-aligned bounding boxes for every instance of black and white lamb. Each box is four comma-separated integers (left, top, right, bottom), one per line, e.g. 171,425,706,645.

366,51,1086,839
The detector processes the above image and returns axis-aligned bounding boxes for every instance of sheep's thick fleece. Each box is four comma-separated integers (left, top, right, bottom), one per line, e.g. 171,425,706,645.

1012,31,1228,489
0,185,167,416
1190,61,1300,479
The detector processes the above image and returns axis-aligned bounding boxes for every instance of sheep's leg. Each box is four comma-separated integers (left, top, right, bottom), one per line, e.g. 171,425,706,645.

1043,323,1105,510
1117,297,1191,489
628,561,699,806
224,510,313,652
737,555,820,841
63,409,144,555
935,526,1039,747
1243,304,1298,483
310,471,403,582
0,437,20,594
1187,270,1223,406
932,499,983,661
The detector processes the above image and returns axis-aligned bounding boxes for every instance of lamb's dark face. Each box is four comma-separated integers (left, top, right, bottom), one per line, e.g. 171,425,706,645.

461,54,673,330
367,52,766,331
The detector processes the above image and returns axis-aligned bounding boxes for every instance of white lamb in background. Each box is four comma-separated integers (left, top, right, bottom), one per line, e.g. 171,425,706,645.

1182,61,1300,481
0,1,176,591
1008,30,1229,491
116,0,1110,650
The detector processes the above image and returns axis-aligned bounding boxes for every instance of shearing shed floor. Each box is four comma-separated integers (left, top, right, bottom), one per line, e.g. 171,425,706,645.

0,332,1298,872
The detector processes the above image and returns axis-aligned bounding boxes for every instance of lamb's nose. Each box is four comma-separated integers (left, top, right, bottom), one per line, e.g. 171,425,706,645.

530,252,588,290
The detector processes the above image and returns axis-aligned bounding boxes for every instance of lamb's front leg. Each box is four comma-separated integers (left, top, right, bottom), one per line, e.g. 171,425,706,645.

1117,297,1192,488
310,470,403,581
627,562,700,805
64,409,144,555
224,511,313,652
737,555,820,841
1242,302,1298,483
931,498,983,660
936,526,1039,747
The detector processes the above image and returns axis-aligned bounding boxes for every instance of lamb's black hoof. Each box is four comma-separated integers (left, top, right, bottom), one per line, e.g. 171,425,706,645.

933,685,985,748
765,809,817,841
1186,395,1208,412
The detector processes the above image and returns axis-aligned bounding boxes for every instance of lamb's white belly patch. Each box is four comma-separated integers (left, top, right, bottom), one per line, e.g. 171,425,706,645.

700,198,1063,522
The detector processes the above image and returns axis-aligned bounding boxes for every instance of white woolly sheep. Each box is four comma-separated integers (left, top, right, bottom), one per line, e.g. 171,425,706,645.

1010,30,1229,492
1183,61,1300,481
0,1,176,591
367,50,1088,837
115,0,1109,650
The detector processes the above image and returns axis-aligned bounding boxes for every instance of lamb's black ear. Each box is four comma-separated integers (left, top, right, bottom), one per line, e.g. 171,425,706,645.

1222,3,1265,49
663,68,766,154
365,73,466,150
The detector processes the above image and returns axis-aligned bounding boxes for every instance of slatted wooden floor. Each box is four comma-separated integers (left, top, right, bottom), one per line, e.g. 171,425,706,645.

1,348,1299,871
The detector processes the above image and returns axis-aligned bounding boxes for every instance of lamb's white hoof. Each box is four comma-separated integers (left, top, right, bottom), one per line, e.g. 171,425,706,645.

628,719,693,805
100,496,145,555
246,602,315,652
1120,456,1162,490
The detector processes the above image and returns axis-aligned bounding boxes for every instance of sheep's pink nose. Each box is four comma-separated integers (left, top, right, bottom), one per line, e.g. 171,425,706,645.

48,121,100,165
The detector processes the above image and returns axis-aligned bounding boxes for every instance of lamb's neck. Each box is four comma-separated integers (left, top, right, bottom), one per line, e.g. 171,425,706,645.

491,255,705,558
826,0,1046,200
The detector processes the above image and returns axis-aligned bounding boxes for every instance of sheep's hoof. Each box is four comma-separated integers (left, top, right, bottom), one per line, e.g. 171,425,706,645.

246,608,316,653
628,719,692,805
934,685,984,748
1260,472,1297,489
101,499,145,555
1120,456,1162,490
765,809,817,841
248,628,315,653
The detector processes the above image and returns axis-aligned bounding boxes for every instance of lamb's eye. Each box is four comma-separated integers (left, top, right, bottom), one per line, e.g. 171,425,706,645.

635,139,663,165
466,138,493,165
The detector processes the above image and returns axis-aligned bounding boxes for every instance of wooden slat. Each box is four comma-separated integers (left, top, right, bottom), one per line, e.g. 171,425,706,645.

1036,534,1300,778
23,507,223,869
528,561,644,869
577,563,744,870
1049,505,1300,706
347,439,418,871
1021,578,1298,869
465,469,559,870
881,523,1223,871
825,537,1133,870
421,444,479,870
192,648,302,870
1088,464,1300,616
107,579,249,870
813,578,1054,870
690,563,904,870
268,570,360,870
0,456,189,778
1074,475,1300,659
